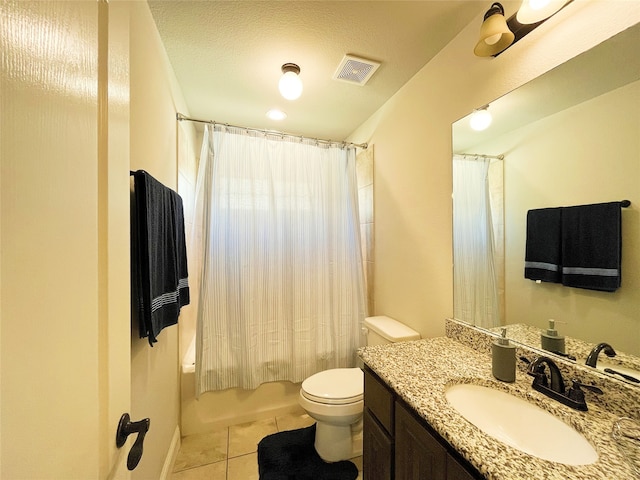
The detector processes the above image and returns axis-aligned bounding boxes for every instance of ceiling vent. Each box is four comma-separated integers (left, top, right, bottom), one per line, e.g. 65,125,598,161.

333,54,380,86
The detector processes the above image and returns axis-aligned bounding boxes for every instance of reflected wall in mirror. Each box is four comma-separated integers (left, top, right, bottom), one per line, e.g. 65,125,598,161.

452,23,640,379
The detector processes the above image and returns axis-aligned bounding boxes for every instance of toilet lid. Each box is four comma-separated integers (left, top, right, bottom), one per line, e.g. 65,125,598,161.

301,368,363,405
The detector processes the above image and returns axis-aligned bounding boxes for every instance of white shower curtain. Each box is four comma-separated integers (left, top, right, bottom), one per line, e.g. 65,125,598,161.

192,124,367,393
453,155,501,328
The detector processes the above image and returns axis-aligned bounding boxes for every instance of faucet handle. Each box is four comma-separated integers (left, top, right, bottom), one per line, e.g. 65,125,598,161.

526,362,549,387
567,379,603,405
570,379,603,394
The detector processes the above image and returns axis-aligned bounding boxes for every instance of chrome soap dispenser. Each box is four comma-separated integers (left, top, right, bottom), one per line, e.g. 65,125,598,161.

541,319,565,354
492,328,516,383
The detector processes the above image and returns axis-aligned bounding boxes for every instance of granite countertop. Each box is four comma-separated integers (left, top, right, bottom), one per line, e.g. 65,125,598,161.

359,336,639,480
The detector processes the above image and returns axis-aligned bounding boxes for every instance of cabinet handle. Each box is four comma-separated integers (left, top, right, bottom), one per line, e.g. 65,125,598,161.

116,413,150,470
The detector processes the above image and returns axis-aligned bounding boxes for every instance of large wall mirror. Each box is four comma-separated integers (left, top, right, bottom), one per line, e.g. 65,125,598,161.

452,22,640,384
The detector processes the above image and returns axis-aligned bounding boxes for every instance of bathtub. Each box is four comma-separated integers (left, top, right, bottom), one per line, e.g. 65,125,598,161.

182,335,196,374
179,334,305,436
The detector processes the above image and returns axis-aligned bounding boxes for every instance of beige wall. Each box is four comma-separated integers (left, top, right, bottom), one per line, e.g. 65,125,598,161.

473,80,639,355
347,1,640,340
129,2,198,478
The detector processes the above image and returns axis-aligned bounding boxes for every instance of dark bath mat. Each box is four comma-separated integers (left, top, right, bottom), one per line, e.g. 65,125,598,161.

257,424,359,480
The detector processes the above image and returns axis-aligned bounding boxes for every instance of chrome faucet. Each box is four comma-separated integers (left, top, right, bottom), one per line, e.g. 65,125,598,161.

527,356,603,411
585,342,616,367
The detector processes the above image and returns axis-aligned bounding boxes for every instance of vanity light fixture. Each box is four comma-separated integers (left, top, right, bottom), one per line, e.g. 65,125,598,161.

266,109,287,121
470,105,493,131
476,0,573,57
473,3,515,57
516,0,569,24
279,63,303,100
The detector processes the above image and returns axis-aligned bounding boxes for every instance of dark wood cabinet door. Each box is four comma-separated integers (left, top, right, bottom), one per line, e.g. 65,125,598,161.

364,368,395,434
363,408,393,480
447,455,478,480
395,402,446,480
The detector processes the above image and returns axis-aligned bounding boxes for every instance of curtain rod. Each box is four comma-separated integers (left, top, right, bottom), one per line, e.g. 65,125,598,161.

176,113,368,150
454,152,504,160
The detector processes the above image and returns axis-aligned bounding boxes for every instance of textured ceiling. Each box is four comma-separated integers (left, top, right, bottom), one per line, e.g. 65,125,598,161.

148,1,486,140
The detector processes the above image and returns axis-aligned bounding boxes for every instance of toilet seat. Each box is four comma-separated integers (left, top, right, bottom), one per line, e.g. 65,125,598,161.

301,368,363,405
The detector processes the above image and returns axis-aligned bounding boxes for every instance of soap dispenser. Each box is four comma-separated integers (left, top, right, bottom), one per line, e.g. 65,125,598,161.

492,328,516,383
541,319,565,354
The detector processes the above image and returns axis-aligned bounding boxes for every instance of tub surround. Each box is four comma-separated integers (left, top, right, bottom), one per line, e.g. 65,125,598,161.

359,324,639,479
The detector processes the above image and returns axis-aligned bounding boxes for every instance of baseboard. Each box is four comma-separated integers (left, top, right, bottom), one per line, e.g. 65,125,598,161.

159,425,181,480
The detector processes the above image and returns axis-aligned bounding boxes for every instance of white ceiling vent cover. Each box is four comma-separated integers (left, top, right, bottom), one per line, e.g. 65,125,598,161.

333,55,380,86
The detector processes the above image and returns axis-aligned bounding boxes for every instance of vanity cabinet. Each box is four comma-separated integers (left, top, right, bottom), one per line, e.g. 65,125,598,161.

363,408,394,480
363,367,395,480
363,367,481,480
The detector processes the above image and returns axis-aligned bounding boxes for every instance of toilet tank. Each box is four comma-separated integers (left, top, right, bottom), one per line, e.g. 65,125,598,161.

363,316,421,346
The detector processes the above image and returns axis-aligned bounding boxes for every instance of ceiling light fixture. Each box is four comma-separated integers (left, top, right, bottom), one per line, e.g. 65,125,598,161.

278,63,303,100
516,0,568,24
266,109,287,121
470,106,493,131
473,3,515,57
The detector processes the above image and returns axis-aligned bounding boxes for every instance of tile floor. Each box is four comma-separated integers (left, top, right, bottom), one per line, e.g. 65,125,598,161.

170,411,363,480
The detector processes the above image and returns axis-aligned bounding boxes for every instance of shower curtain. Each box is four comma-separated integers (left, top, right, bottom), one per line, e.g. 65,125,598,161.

453,155,502,328
192,124,367,394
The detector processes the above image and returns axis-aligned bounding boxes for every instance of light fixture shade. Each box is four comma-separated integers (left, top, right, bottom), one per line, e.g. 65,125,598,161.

470,107,492,131
279,63,303,100
474,3,515,57
516,0,567,24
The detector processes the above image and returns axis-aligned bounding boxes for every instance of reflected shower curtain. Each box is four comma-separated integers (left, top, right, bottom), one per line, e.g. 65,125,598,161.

192,124,366,394
453,156,501,328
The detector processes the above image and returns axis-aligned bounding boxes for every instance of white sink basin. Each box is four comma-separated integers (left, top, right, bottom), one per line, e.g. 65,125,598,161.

445,383,598,465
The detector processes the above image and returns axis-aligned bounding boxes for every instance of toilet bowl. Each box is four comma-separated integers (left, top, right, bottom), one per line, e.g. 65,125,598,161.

299,368,364,462
298,315,421,462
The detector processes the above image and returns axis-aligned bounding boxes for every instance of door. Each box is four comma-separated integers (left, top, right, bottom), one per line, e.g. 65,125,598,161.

1,1,132,477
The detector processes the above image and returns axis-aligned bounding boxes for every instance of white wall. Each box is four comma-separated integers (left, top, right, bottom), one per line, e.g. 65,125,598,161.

347,1,640,339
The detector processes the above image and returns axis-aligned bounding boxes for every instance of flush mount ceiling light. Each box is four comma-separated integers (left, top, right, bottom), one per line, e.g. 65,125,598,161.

279,63,303,100
266,109,287,121
516,0,569,24
470,106,493,131
474,3,515,57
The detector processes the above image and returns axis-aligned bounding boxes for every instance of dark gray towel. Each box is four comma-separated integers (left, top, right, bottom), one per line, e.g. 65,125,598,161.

524,207,562,283
132,170,190,345
561,202,621,292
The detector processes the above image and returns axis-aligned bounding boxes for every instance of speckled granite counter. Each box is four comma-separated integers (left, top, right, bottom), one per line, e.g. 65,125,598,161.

359,336,639,479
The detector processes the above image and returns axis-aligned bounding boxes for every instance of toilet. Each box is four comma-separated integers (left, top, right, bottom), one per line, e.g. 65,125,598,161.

298,315,421,462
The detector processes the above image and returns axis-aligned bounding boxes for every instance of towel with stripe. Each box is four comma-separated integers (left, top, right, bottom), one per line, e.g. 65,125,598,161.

131,170,190,345
524,201,623,292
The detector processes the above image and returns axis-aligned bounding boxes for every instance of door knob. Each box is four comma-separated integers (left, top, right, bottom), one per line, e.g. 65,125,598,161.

116,413,150,470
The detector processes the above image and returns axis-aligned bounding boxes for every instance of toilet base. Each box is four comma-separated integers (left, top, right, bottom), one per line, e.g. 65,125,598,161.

315,422,352,462
351,419,363,457
314,418,363,463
